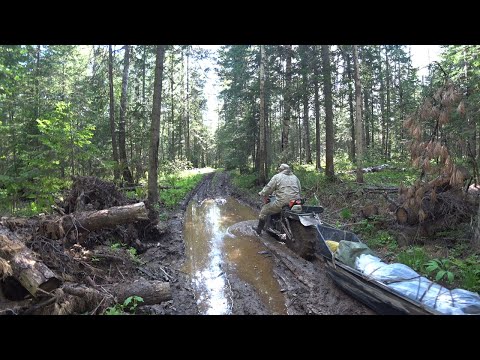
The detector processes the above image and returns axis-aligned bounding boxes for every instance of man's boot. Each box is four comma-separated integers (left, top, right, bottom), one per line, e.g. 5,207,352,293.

252,219,266,235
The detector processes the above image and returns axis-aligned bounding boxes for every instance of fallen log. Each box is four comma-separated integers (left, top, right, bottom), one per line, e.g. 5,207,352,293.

113,278,171,305
396,207,418,226
39,202,149,240
344,164,390,174
0,217,37,232
3,202,149,241
362,186,398,193
64,201,148,232
359,204,379,219
53,279,171,314
0,234,61,297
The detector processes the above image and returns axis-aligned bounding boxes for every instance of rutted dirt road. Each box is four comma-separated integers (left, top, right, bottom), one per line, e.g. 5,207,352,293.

139,171,373,315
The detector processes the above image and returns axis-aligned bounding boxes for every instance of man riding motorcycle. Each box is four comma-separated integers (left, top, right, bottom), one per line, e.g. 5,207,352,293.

252,163,301,235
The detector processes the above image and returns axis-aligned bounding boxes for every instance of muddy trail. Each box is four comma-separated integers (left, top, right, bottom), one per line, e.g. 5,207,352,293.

0,172,373,315
152,171,373,315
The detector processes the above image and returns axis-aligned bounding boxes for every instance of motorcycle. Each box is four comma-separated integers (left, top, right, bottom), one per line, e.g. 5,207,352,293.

263,195,324,260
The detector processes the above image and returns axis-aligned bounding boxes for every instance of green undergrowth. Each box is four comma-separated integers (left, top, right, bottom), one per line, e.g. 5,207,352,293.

158,167,214,207
354,217,480,293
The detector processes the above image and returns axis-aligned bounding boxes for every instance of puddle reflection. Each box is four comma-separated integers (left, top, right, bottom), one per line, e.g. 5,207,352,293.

183,196,286,315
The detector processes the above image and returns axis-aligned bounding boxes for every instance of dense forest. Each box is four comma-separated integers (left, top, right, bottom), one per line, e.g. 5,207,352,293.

1,45,479,314
1,45,478,208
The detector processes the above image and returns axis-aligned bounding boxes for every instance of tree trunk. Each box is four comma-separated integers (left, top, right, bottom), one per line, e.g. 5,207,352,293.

54,280,171,315
344,48,356,162
378,47,386,159
364,86,370,148
39,202,149,241
297,101,302,162
148,46,166,205
371,91,375,148
300,46,312,164
385,46,391,160
258,45,267,185
113,278,171,305
0,234,61,297
119,45,134,186
281,45,292,161
353,45,364,184
398,58,404,158
186,48,190,162
1,217,36,229
313,45,322,171
29,45,41,149
321,45,335,180
109,46,120,181
396,207,418,225
179,49,185,161
169,50,175,160
473,201,480,250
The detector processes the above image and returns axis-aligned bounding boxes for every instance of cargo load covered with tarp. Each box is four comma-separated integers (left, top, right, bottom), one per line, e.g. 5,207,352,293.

355,254,480,315
315,224,480,315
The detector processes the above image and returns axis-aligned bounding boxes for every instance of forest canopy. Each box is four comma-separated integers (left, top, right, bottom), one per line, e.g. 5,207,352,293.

0,45,478,214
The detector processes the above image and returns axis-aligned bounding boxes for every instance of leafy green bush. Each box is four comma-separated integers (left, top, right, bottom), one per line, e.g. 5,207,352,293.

104,296,144,315
425,258,455,284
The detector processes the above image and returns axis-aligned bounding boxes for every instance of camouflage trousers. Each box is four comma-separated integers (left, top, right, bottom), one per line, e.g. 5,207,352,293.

259,200,285,220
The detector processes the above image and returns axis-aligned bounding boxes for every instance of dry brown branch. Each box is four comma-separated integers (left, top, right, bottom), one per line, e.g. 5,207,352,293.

0,257,13,279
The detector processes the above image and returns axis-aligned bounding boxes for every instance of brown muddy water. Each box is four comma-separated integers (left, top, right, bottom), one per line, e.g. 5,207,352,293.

182,196,287,315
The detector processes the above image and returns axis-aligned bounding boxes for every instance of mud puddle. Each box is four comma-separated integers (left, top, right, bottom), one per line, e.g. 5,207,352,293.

182,196,286,315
